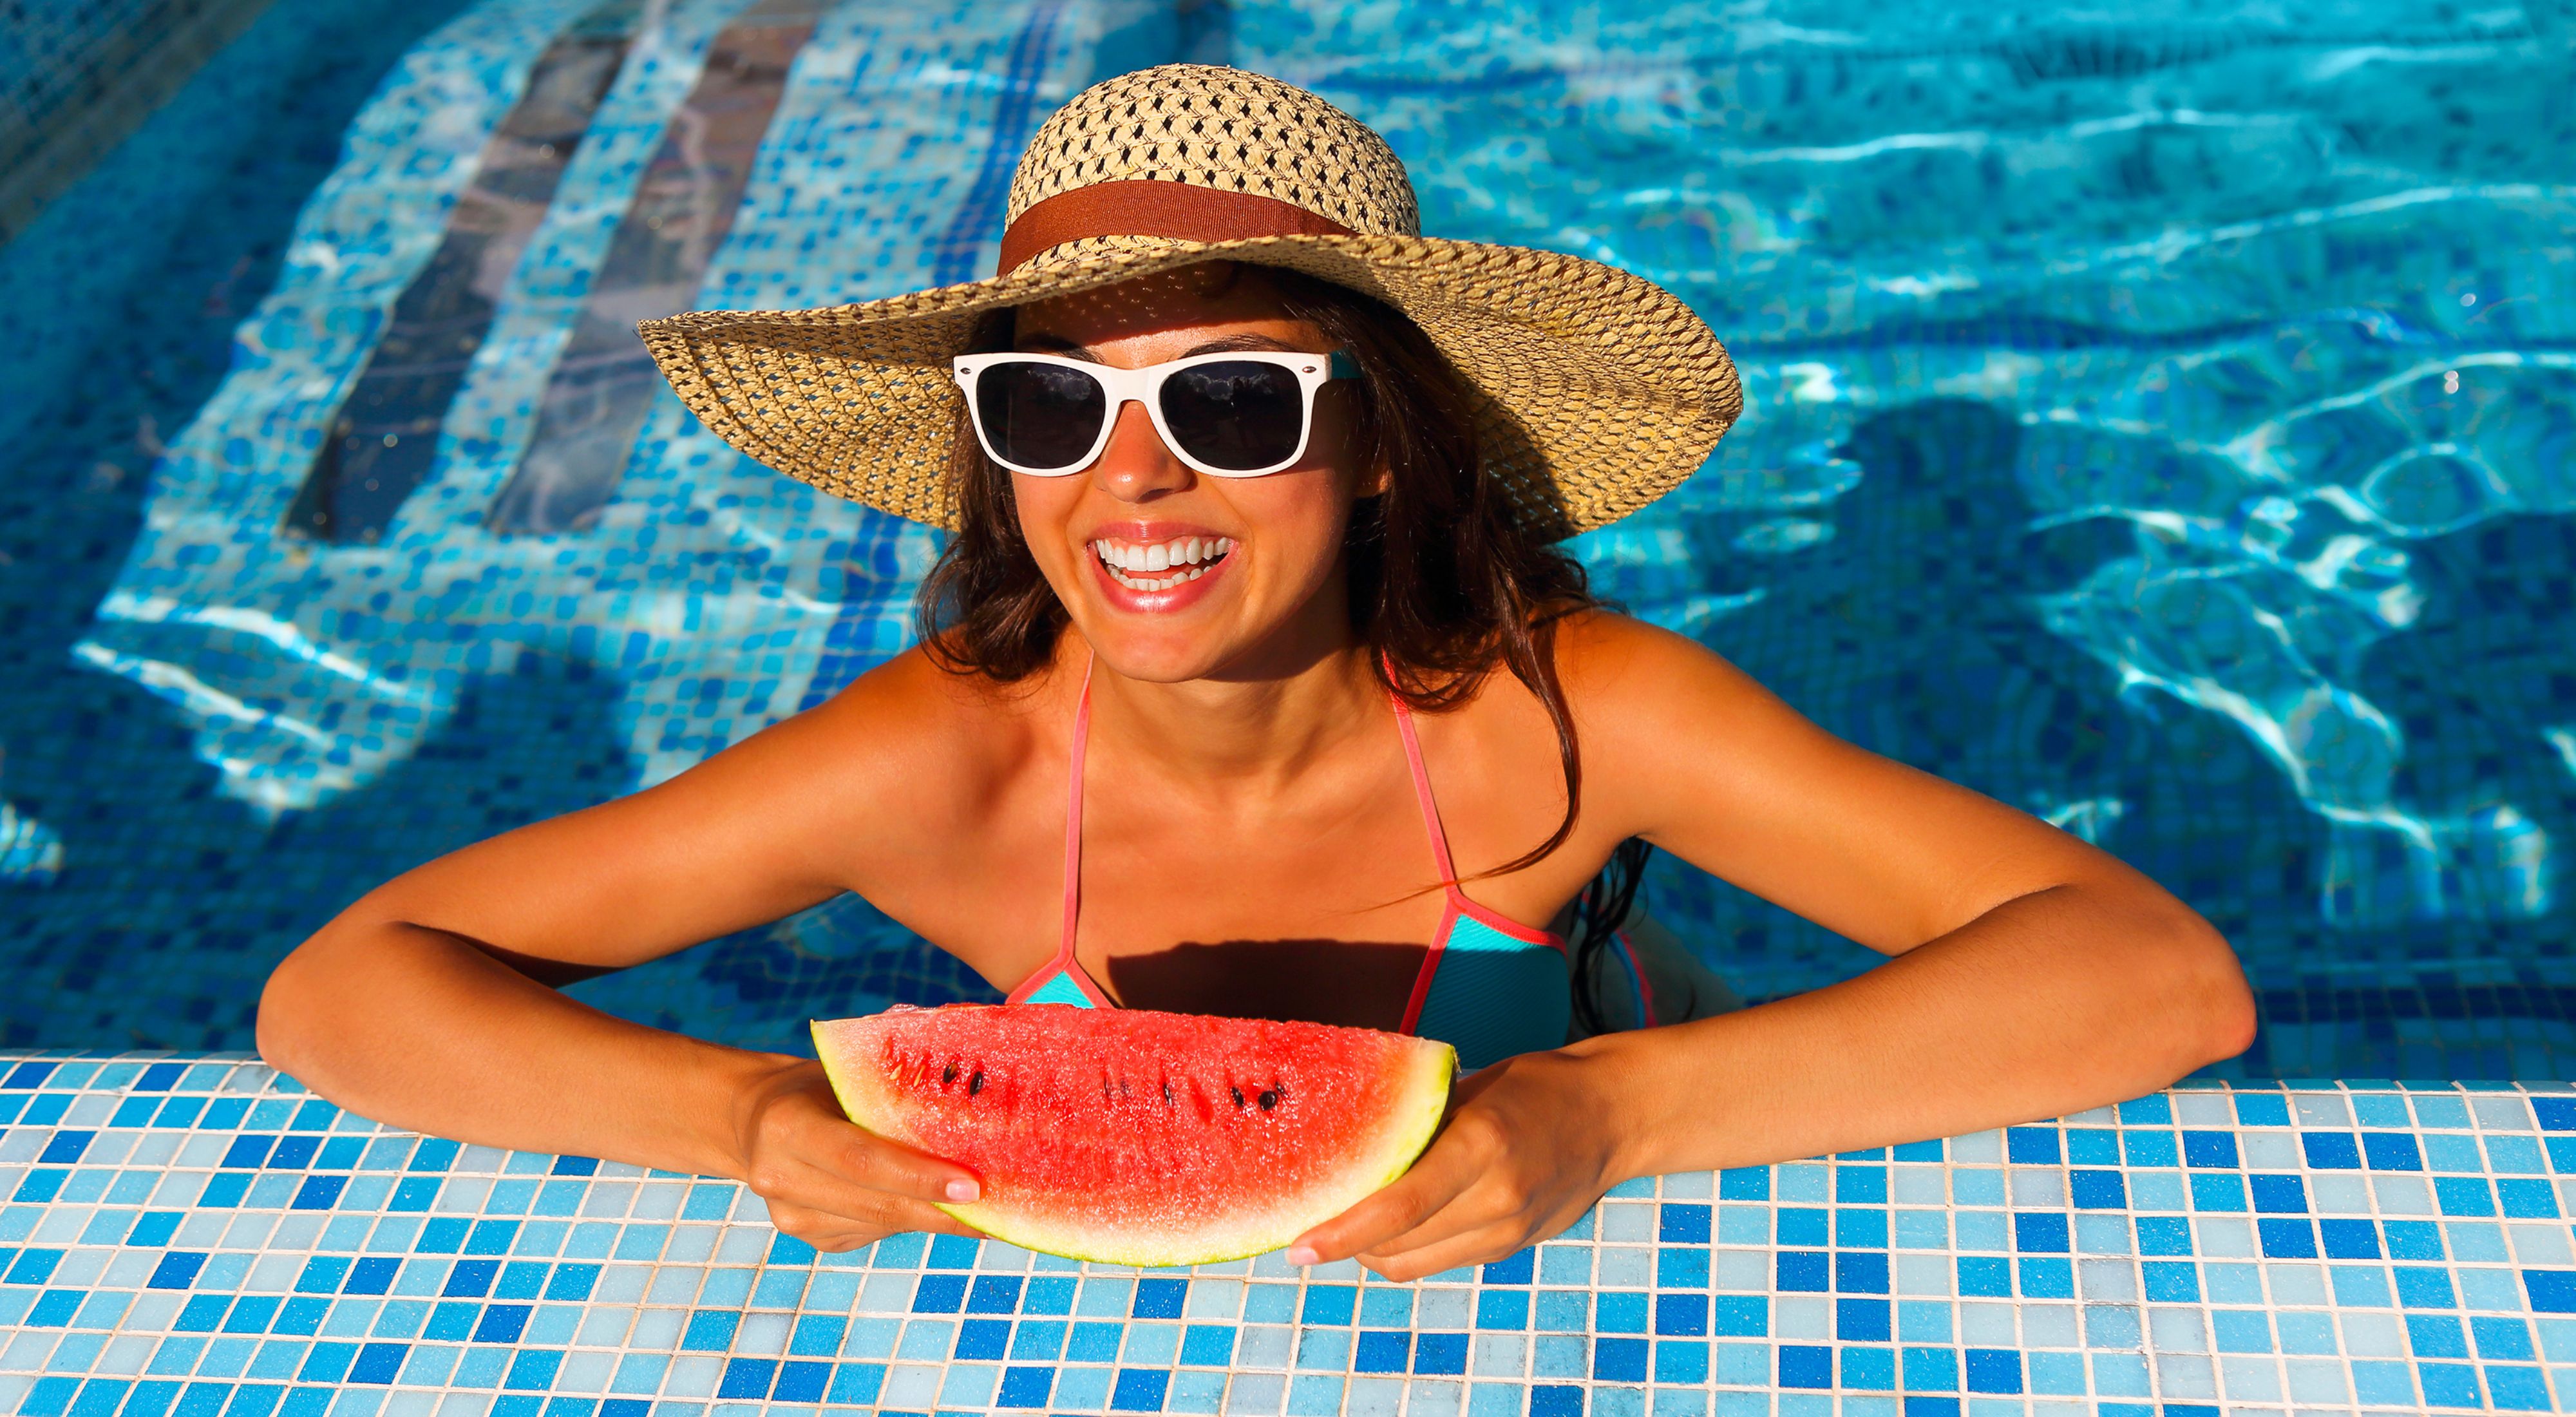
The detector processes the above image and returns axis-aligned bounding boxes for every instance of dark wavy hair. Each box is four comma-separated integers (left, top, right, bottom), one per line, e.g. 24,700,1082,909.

915,263,1651,1031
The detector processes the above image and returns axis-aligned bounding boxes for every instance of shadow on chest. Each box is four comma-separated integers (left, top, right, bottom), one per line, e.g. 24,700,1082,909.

1101,937,1431,1031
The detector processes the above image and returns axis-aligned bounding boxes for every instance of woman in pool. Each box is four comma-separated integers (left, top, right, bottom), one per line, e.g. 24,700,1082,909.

260,66,2253,1279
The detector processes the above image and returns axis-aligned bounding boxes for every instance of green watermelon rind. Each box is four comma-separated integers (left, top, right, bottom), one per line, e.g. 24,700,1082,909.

810,1011,1458,1269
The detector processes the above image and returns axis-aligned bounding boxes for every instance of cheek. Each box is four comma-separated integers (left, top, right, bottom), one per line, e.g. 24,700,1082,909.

1240,477,1353,573
1010,475,1081,560
1310,387,1380,497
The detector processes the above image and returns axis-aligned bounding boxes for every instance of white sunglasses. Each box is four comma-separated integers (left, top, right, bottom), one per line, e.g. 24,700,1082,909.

952,348,1361,479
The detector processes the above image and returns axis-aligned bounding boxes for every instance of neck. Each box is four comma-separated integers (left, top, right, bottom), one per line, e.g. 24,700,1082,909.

1075,634,1388,797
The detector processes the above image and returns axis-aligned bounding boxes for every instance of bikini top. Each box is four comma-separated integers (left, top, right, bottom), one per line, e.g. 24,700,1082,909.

1005,662,1575,1070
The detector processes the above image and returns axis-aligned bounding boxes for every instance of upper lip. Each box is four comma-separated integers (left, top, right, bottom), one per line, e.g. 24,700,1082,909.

1082,520,1231,544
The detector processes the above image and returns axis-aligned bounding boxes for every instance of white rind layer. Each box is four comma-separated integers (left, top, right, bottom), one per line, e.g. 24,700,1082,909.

811,1016,1457,1268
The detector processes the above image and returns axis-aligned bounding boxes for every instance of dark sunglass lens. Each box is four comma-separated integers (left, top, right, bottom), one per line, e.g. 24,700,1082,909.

1160,361,1305,471
978,361,1106,470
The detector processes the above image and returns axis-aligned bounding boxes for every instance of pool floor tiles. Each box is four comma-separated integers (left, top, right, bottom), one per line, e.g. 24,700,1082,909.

8,1056,2576,1414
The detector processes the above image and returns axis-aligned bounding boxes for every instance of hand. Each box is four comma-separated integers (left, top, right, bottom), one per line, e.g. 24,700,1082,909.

1288,1045,1629,1282
734,1060,985,1251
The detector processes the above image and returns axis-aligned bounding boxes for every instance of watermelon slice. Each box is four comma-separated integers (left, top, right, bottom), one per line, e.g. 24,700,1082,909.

811,1004,1455,1266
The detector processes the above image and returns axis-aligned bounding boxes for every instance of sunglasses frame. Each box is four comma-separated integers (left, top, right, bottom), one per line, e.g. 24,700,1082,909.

952,348,1361,479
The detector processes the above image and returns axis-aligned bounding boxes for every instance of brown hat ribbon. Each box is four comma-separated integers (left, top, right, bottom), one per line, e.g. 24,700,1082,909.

997,180,1356,274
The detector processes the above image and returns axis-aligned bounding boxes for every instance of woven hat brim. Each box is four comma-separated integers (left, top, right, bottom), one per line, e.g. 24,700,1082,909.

638,233,1743,540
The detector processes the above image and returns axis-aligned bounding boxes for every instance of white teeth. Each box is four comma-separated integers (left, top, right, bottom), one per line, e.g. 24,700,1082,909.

1089,535,1234,591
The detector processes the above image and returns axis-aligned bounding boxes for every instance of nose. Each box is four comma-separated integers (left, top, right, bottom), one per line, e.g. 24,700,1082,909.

1090,394,1190,503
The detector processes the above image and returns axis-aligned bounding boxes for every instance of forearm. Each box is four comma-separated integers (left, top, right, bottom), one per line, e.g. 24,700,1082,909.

1591,883,2253,1181
258,921,791,1179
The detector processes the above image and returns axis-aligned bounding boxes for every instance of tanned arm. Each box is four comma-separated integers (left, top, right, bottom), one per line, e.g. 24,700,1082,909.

258,651,990,1248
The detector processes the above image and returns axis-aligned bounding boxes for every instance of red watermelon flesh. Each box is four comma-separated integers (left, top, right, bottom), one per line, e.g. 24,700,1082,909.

812,1004,1455,1266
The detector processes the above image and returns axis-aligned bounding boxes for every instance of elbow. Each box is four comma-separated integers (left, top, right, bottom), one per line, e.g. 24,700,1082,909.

256,935,339,1092
2158,911,2257,1072
2208,963,2260,1065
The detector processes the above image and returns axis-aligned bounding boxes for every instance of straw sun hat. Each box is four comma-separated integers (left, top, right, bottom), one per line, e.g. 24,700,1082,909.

639,64,1741,540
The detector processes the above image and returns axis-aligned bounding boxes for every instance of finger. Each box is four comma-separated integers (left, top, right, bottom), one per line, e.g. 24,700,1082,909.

1359,1224,1533,1284
772,1206,980,1251
766,1204,890,1254
1443,1059,1510,1107
1288,1133,1484,1266
772,1078,985,1203
759,1110,982,1215
1356,1181,1531,1268
1354,1150,1587,1262
858,1192,985,1238
1348,1177,1510,1260
772,1188,982,1245
759,1146,979,1235
1362,1183,1601,1282
747,1074,987,1233
812,1117,985,1205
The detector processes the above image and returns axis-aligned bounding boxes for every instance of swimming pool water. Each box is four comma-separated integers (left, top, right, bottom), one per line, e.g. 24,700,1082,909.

1,0,2571,1075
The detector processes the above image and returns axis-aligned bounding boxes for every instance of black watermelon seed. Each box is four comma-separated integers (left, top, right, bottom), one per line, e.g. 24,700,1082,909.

968,1071,985,1096
1230,1087,1245,1108
942,1063,958,1085
1257,1089,1280,1110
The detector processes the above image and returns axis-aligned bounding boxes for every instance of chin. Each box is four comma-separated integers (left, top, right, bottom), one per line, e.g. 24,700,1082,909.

1080,623,1242,684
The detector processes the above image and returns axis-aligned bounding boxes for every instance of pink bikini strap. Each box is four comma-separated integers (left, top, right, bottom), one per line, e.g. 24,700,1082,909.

1059,656,1095,965
1385,667,1563,953
1009,656,1113,1008
1616,929,1660,1027
1048,659,1472,1011
1386,689,1461,887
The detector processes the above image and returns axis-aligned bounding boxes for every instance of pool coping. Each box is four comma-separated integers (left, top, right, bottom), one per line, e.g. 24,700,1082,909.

6,1051,2576,1415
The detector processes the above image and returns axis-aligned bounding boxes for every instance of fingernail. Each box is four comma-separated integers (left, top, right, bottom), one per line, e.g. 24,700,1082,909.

945,1179,980,1203
1284,1245,1318,1267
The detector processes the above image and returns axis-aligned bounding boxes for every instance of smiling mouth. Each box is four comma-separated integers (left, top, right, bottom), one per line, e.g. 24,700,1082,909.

1090,535,1234,593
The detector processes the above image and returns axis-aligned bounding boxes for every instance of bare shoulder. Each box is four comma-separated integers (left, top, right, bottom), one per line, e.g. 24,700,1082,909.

551,640,1078,899
797,647,1029,775
777,645,1067,838
335,645,1079,973
1539,609,1865,848
1429,609,1782,763
1550,609,1788,733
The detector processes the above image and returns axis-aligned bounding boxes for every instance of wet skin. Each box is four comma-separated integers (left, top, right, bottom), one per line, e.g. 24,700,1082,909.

259,264,2256,1280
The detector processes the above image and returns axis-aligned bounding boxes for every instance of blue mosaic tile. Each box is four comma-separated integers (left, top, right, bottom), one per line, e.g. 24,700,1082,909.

4,1060,2576,1412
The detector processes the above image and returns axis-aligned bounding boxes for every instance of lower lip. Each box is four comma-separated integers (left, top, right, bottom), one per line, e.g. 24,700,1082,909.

1089,548,1233,614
